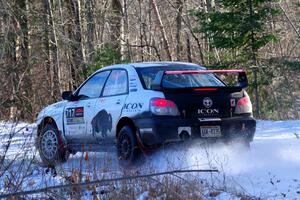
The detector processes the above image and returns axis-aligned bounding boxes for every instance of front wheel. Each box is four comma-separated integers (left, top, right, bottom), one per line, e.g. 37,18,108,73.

37,124,69,166
117,125,141,166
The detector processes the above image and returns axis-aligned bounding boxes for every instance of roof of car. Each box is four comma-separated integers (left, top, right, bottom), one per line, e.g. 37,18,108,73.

129,61,205,69
99,61,205,70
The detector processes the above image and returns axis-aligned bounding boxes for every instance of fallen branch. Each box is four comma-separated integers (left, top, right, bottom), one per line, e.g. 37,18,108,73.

0,169,218,198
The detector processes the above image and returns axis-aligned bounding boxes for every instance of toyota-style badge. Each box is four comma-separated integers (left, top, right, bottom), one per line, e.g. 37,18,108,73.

203,97,213,108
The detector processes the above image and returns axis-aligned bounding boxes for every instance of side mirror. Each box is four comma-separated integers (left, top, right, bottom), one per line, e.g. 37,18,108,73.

61,91,73,100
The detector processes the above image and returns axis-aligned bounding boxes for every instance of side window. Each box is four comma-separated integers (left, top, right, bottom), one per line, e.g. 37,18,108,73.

103,70,128,96
77,71,110,99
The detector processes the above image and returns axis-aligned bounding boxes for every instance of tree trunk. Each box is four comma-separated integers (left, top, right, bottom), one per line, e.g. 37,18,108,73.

151,0,172,61
180,0,204,64
123,0,132,60
85,0,95,62
111,0,122,58
185,32,192,62
44,0,61,100
0,12,4,61
5,12,18,120
248,0,260,118
207,0,215,11
175,0,183,61
66,0,86,88
138,0,144,61
16,0,32,119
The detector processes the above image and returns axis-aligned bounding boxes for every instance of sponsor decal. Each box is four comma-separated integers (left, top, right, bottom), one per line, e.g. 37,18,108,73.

200,97,218,116
66,107,84,125
203,97,213,108
130,75,137,81
198,108,219,115
129,83,138,87
130,89,138,92
123,103,144,112
129,78,138,91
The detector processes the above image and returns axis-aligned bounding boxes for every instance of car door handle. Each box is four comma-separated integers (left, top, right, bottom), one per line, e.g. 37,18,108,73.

116,99,121,105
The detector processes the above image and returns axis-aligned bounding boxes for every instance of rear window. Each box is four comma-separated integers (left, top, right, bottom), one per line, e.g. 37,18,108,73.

138,67,225,89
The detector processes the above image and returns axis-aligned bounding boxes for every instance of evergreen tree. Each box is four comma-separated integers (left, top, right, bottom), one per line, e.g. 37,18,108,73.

86,43,131,76
192,0,281,64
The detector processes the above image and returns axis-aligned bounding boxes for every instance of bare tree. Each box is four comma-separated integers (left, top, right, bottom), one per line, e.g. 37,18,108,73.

111,0,122,58
43,0,61,100
0,0,299,120
175,0,183,61
85,0,95,62
151,0,172,61
66,0,86,88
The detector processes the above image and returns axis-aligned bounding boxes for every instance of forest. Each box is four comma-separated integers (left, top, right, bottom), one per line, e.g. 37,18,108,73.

0,0,299,121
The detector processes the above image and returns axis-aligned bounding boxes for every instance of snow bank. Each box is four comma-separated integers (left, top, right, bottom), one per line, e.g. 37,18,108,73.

1,120,300,199
140,120,300,198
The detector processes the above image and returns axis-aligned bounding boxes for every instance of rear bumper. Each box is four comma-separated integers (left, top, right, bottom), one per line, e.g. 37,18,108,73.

134,116,256,146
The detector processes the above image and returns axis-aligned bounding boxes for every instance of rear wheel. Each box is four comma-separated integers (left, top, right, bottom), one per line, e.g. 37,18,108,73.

37,124,69,166
117,125,140,166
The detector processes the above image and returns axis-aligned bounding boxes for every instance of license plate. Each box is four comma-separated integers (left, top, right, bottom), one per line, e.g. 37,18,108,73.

200,126,221,137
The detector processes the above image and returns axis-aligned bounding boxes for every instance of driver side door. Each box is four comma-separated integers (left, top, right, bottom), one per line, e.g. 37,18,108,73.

64,71,110,143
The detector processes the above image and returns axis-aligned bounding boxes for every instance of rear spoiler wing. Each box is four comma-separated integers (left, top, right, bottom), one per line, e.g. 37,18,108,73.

151,69,248,91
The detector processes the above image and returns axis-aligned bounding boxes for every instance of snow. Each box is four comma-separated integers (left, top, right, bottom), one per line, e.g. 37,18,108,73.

1,120,300,199
146,120,300,199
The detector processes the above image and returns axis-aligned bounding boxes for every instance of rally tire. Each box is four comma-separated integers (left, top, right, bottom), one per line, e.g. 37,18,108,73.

37,124,69,166
117,125,140,166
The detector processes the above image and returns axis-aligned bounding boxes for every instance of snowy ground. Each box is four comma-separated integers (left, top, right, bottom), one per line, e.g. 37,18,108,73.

0,120,300,199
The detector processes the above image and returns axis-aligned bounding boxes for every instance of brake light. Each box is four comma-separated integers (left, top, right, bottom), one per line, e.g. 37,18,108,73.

193,88,218,92
237,96,250,106
234,93,252,114
150,98,179,116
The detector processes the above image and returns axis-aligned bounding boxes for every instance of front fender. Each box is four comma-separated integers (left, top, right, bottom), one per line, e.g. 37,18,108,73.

36,101,66,133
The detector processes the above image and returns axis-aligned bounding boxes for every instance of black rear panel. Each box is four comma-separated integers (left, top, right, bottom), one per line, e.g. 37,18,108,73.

164,90,234,119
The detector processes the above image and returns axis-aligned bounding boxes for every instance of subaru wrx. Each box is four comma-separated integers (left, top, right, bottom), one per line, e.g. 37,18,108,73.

36,62,256,166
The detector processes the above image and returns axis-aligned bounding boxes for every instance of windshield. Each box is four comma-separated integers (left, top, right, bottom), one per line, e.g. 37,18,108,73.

138,67,225,89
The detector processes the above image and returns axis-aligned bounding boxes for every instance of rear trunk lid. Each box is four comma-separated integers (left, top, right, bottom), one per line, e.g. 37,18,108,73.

158,69,248,119
137,67,249,119
164,89,233,119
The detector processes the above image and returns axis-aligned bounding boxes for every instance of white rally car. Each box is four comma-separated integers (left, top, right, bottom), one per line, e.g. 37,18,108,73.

36,62,256,166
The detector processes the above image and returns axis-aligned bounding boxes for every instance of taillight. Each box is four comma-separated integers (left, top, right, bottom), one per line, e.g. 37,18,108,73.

234,92,252,114
150,98,179,116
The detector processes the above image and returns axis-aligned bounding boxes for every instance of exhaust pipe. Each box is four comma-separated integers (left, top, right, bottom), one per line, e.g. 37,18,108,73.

178,127,191,141
179,130,191,141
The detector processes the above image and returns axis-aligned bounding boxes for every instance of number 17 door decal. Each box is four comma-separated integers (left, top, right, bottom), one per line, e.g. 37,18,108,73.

66,107,84,125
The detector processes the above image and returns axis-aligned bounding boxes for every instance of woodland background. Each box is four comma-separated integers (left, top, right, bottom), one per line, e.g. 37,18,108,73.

0,0,299,121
